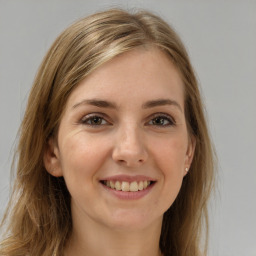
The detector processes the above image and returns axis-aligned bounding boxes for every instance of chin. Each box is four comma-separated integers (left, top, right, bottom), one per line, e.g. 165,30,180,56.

105,210,162,232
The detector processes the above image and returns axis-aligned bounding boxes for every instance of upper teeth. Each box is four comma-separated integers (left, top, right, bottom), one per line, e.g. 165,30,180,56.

103,180,151,192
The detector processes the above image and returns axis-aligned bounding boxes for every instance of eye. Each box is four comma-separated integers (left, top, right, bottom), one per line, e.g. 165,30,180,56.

81,114,108,126
148,114,175,127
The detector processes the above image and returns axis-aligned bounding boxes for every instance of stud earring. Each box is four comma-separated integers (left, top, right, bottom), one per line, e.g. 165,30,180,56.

185,167,189,172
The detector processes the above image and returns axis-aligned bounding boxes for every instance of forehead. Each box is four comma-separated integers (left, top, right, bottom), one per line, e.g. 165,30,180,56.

66,47,184,110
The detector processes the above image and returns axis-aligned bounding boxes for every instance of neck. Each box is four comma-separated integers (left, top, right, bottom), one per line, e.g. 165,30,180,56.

64,203,163,256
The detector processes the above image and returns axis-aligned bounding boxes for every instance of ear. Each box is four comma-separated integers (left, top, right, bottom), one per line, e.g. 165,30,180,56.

43,138,63,177
184,135,196,176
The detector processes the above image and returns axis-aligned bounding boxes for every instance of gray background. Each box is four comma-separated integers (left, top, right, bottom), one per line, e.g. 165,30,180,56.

0,0,255,255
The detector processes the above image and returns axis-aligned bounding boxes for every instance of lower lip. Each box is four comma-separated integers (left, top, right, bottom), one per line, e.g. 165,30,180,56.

100,182,155,200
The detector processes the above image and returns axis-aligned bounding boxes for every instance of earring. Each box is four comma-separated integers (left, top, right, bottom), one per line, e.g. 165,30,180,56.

185,167,189,172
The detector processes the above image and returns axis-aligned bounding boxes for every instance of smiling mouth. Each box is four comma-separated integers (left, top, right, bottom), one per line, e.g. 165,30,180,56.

100,180,155,192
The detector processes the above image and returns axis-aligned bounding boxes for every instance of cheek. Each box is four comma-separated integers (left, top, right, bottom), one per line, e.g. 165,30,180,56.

152,135,188,172
58,133,111,190
150,136,187,203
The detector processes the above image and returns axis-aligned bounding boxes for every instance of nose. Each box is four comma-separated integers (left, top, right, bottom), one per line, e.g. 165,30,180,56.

112,124,148,167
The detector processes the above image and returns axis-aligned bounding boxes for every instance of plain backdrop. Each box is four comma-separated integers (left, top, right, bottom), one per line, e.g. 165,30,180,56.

0,1,255,256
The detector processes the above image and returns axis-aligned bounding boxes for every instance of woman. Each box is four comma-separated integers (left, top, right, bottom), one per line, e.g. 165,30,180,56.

0,8,215,256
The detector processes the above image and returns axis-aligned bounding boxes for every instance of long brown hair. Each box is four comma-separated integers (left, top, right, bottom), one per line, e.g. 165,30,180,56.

0,8,215,256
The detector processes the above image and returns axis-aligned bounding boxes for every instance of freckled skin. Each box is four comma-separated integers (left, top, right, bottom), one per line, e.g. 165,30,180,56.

45,48,195,256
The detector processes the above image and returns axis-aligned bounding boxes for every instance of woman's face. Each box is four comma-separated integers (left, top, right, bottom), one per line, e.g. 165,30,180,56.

45,48,195,231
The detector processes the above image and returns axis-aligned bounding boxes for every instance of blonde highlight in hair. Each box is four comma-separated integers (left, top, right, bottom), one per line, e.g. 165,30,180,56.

0,8,215,256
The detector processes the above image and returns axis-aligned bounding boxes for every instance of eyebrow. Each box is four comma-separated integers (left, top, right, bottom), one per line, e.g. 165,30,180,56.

72,98,182,112
142,99,182,112
72,99,117,109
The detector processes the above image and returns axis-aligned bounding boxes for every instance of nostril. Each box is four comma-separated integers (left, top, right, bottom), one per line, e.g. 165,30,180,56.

116,158,144,167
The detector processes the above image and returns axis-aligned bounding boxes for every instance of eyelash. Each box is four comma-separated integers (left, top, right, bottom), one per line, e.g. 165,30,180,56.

147,113,176,127
80,113,176,127
80,113,109,127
